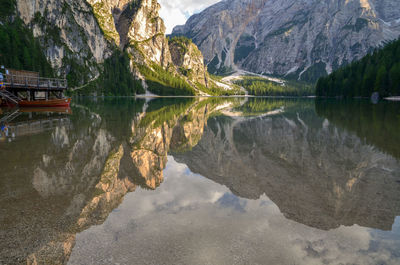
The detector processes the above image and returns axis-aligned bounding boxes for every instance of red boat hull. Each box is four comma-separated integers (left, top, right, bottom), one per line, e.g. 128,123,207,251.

19,107,72,114
18,98,71,108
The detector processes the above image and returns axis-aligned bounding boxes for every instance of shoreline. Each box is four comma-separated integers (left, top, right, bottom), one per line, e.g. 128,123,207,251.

385,97,400,101
77,95,317,99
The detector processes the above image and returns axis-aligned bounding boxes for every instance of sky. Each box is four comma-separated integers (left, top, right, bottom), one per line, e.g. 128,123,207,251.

158,0,221,34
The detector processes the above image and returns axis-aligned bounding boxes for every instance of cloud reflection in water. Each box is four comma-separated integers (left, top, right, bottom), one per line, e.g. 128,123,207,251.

69,157,400,265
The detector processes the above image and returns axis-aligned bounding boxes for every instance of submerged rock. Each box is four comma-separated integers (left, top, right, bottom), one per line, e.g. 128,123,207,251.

371,92,380,104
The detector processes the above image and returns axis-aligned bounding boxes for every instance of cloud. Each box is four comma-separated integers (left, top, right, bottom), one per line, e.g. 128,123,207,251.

158,0,221,33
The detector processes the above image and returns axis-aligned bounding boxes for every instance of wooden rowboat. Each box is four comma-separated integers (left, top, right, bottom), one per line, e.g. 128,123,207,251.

18,98,71,108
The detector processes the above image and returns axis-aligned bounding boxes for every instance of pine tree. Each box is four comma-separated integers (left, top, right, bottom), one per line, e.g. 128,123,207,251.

317,38,400,98
389,63,400,95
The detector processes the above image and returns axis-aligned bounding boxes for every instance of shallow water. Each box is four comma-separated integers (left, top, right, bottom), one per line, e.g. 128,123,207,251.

1,97,400,265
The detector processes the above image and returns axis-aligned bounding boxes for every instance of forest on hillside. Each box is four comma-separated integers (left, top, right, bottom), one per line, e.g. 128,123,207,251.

316,39,400,98
0,0,144,96
0,20,53,76
0,16,144,96
234,76,314,97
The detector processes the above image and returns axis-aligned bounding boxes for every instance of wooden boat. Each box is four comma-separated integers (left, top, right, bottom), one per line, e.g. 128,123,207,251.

18,98,71,108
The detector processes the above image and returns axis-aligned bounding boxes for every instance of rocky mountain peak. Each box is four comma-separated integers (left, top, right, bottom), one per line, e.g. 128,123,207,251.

86,0,211,90
173,0,400,81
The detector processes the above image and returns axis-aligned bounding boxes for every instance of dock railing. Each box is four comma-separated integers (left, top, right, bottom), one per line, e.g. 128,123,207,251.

4,74,68,90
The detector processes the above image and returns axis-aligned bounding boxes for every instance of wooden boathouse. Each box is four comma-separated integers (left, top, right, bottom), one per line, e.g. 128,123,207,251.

0,69,69,106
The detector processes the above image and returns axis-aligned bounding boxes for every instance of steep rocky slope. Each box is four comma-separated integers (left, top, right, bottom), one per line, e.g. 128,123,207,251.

16,0,113,82
173,0,400,81
169,37,209,87
11,0,211,94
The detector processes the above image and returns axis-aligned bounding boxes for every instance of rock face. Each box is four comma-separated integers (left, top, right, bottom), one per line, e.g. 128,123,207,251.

115,0,210,90
15,0,172,78
84,0,175,71
169,38,209,87
173,0,400,80
120,0,173,68
16,0,113,80
13,0,209,93
86,0,131,46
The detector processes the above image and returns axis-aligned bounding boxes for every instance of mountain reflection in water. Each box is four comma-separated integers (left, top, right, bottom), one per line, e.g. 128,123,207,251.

0,98,399,265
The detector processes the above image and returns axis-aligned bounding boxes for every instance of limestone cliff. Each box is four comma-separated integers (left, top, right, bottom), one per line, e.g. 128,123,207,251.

12,0,210,94
84,0,175,68
123,0,172,68
16,0,113,82
86,0,131,46
173,0,400,81
169,37,209,87
116,0,211,93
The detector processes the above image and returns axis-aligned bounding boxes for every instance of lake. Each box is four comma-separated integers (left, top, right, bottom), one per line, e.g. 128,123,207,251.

1,97,400,265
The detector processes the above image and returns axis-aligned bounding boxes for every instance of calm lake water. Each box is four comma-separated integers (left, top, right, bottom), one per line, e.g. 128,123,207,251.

1,97,400,265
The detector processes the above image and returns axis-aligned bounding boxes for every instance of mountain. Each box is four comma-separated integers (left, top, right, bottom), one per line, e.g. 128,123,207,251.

316,38,400,98
172,0,400,82
1,0,222,96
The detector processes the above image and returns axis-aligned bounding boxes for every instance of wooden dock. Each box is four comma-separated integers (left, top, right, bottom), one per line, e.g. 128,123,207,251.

0,69,68,104
4,69,67,91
